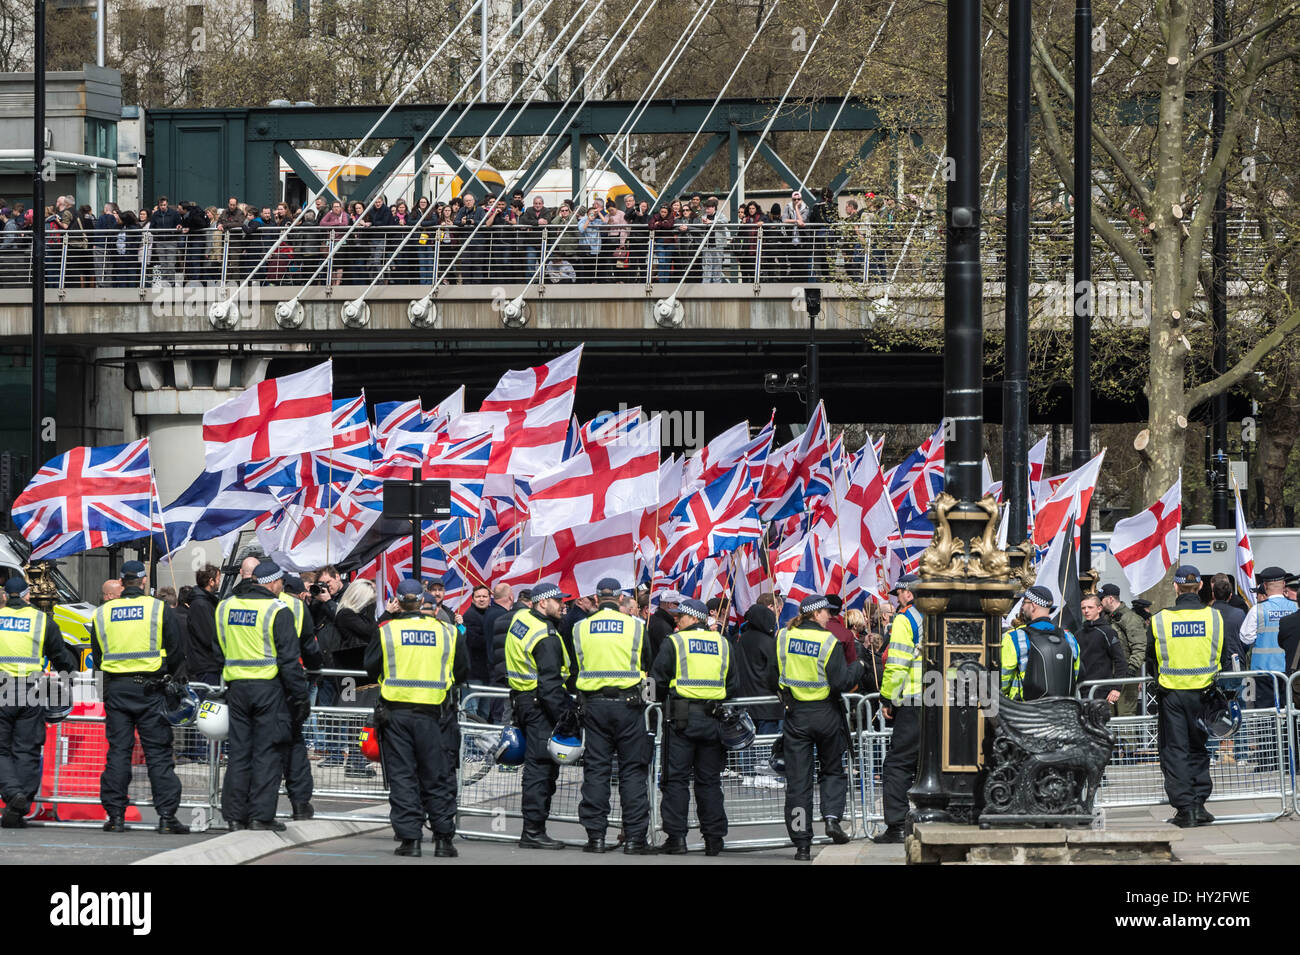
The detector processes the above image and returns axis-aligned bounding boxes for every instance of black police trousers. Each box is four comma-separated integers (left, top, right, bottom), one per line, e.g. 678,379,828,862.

430,704,459,835
222,680,291,824
100,676,182,818
383,705,445,841
880,704,920,827
578,697,651,841
782,699,848,845
660,716,727,839
1158,687,1212,810
513,694,559,829
0,701,46,806
282,721,313,806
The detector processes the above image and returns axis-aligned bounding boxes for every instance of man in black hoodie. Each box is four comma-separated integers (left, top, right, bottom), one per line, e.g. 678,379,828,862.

647,591,681,663
736,597,783,733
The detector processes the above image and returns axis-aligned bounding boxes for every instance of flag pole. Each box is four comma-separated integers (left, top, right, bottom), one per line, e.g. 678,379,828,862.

535,530,548,585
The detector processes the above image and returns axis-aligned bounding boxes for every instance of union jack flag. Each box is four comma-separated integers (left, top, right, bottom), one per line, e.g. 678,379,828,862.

375,399,427,442
886,423,945,513
580,406,642,449
774,534,830,626
660,464,762,576
13,439,161,559
422,430,494,518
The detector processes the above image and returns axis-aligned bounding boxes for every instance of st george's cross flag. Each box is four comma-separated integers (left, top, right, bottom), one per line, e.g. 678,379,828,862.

202,361,333,472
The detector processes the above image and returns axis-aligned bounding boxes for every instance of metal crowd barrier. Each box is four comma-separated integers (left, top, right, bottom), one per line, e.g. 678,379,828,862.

30,666,1300,839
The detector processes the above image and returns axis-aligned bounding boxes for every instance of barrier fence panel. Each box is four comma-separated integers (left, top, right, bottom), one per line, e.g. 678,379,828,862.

454,687,651,845
854,693,889,834
1081,672,1290,822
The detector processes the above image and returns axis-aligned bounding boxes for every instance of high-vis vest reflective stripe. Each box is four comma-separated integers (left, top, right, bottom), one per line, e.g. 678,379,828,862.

0,606,47,676
505,610,570,691
93,595,164,674
777,625,836,702
880,606,923,703
216,596,285,681
668,627,730,699
1250,596,1296,673
573,608,645,691
379,616,457,705
284,596,306,643
1152,607,1222,690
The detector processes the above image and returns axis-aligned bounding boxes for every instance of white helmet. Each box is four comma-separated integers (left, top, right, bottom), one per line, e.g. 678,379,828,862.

197,699,229,741
547,731,584,765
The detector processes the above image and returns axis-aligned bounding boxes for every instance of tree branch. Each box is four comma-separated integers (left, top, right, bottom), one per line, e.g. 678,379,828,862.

1186,6,1300,69
1031,35,1154,210
1186,306,1300,408
1030,59,1150,282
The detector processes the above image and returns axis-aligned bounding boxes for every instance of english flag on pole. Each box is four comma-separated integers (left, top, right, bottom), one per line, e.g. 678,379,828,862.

1108,474,1182,597
203,361,333,472
1233,473,1256,607
1032,449,1106,548
526,415,660,536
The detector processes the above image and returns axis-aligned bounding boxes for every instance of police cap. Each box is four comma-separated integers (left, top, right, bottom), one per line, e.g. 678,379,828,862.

1021,585,1056,611
595,577,624,596
397,578,423,599
1131,598,1153,611
120,560,146,580
675,598,708,621
254,560,283,584
283,575,304,593
1257,566,1289,583
826,594,844,613
889,573,920,596
1098,583,1122,598
4,577,28,595
531,583,570,603
799,594,829,614
1172,565,1201,584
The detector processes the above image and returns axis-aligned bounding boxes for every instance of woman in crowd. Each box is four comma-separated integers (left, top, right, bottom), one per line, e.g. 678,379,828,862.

648,203,677,279
346,200,369,284
413,197,438,286
736,200,766,281
318,199,349,285
436,203,459,284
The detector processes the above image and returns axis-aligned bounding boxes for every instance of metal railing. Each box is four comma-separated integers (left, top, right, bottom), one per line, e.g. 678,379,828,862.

0,218,1282,291
28,667,1299,841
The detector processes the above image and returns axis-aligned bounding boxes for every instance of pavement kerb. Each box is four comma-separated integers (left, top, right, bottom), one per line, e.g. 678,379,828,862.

133,808,389,866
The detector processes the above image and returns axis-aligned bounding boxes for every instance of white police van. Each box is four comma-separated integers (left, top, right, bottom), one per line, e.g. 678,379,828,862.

1090,526,1297,602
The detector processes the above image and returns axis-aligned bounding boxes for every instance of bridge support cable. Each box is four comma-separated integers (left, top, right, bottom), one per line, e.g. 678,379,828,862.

208,0,488,327
261,0,562,322
423,0,730,324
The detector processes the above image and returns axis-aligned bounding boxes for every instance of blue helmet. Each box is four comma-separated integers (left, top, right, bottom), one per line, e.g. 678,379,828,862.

548,732,584,765
1198,688,1241,740
767,736,786,776
494,726,526,766
164,685,201,726
718,707,755,751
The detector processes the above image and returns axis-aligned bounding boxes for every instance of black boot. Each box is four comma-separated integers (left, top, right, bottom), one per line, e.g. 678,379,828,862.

583,835,607,853
660,834,688,855
871,824,905,844
434,834,458,858
395,838,422,857
825,817,850,845
102,814,126,833
519,827,565,850
623,838,657,855
794,843,812,861
1,807,27,829
156,815,191,834
1193,803,1216,826
1170,808,1197,828
704,837,724,857
249,819,286,832
227,820,249,831
291,802,315,821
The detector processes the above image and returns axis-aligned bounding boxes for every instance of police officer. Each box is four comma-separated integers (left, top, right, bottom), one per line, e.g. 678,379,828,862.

768,593,863,861
1000,586,1080,700
504,582,575,849
215,560,310,832
1238,566,1297,715
571,577,654,855
0,577,79,828
1150,565,1223,827
873,573,924,845
365,578,466,858
651,597,738,856
90,561,190,834
279,574,324,822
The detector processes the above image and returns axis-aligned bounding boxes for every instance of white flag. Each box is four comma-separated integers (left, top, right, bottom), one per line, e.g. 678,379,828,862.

1109,473,1182,597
